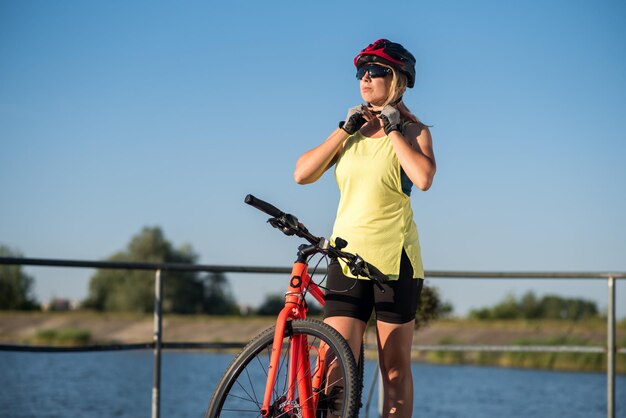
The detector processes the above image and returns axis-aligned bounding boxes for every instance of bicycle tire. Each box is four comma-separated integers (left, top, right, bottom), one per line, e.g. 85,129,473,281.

315,342,365,418
206,319,359,418
357,343,365,413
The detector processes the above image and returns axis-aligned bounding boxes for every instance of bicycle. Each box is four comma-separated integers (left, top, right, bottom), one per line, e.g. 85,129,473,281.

205,194,389,418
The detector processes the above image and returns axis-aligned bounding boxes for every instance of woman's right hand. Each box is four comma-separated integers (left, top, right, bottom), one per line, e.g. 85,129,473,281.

340,105,366,134
295,106,365,184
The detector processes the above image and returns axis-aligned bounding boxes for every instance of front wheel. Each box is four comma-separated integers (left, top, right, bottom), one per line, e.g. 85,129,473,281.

206,319,359,418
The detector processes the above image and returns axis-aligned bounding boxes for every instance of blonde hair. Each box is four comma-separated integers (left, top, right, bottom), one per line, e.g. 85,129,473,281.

382,65,407,106
381,64,420,124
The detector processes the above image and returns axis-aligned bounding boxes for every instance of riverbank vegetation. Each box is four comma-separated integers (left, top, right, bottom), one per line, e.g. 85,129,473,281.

2,311,623,373
29,327,92,346
421,334,625,373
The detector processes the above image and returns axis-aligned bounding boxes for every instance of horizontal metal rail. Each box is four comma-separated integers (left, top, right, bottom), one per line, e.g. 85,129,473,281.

0,256,623,418
0,342,248,352
411,345,626,354
2,256,626,279
0,342,155,352
3,342,623,354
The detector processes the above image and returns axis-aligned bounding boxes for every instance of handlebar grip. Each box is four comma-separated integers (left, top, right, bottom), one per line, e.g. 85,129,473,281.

244,194,284,218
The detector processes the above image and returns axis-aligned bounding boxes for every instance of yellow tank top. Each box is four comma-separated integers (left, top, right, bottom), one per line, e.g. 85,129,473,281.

331,130,424,280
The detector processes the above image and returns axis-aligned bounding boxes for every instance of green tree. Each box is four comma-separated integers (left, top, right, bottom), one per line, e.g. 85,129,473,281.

540,295,566,319
469,291,600,320
491,294,520,319
565,298,598,320
256,294,286,316
255,293,322,316
200,272,239,315
0,245,39,310
519,291,542,319
539,295,598,320
83,227,238,314
415,284,453,328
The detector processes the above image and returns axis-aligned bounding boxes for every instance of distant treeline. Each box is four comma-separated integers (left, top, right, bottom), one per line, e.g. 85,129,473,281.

0,229,239,315
2,230,602,322
0,227,451,325
469,291,600,320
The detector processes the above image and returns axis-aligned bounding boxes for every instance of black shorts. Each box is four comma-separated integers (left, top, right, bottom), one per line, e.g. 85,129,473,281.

323,250,424,324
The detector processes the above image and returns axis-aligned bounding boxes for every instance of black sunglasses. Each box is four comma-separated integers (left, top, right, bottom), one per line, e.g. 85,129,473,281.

356,64,392,80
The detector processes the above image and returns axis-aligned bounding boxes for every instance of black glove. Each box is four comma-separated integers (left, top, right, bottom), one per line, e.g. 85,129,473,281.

379,105,402,135
339,105,366,135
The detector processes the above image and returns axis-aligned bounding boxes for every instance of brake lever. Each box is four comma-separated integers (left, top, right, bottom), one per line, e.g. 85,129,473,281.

349,255,386,293
367,272,386,292
268,217,295,236
365,261,389,286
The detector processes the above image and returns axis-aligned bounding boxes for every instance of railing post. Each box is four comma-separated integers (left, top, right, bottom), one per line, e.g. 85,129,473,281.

364,363,379,418
152,269,164,418
378,367,383,418
607,276,615,418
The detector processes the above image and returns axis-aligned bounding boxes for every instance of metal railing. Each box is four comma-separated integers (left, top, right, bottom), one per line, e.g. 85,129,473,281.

0,256,623,418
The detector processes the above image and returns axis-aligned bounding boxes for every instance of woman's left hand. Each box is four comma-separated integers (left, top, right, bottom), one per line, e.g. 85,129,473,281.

361,104,377,122
379,105,402,135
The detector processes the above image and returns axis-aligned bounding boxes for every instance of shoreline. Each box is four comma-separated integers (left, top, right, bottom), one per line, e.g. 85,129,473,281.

1,311,624,373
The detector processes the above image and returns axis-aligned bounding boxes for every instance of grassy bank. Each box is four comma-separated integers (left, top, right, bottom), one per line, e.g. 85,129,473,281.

29,327,92,346
1,311,624,373
420,335,625,373
409,318,626,373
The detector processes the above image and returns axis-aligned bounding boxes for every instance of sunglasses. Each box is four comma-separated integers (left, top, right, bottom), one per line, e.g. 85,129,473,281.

356,64,392,80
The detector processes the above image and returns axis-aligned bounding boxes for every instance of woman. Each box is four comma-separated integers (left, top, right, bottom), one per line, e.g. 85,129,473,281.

294,39,436,418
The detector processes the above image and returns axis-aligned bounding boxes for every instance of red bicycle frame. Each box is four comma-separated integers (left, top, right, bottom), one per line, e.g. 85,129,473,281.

260,260,327,418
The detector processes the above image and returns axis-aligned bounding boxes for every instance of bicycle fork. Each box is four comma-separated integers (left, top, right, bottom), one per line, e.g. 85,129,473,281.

260,262,321,418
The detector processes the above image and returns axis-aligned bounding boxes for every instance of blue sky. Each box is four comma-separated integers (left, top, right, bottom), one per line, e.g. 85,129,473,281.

1,0,625,318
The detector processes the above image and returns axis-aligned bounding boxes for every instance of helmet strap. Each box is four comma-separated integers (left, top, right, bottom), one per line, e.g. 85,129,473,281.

366,103,382,114
366,95,403,112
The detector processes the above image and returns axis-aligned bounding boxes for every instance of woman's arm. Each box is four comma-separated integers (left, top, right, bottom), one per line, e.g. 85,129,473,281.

294,128,349,185
388,123,436,191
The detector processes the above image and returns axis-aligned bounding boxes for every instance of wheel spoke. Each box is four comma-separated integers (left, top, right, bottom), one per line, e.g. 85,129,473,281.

206,320,358,418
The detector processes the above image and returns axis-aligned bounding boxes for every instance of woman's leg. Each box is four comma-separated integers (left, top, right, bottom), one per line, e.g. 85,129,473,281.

322,261,372,415
322,316,367,418
323,316,367,362
376,320,415,418
323,260,372,362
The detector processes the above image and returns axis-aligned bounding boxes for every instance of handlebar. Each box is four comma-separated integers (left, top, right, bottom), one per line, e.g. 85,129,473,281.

245,194,389,289
244,194,284,218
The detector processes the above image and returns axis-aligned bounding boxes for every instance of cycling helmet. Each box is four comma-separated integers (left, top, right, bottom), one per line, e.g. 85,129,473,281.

354,39,416,88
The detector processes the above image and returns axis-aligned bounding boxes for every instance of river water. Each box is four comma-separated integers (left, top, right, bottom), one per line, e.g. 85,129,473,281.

0,351,623,418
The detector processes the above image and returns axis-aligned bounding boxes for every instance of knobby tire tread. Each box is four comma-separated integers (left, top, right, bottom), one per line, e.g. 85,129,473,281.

205,319,359,418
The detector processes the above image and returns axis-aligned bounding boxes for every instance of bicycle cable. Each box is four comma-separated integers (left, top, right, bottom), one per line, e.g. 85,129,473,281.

310,254,360,294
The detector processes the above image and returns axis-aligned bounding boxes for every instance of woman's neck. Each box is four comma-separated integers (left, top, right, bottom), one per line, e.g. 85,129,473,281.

368,103,385,112
360,118,386,138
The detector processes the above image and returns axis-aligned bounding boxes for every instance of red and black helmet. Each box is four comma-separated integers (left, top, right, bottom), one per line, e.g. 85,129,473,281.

354,39,416,88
